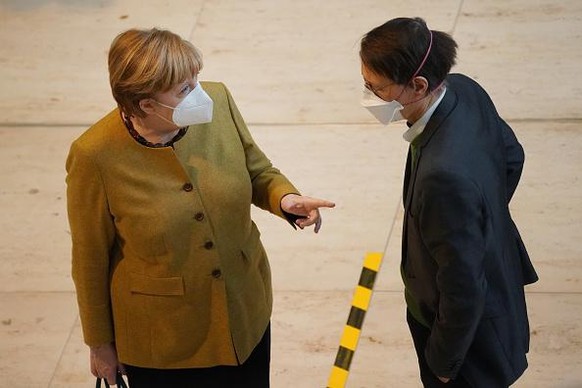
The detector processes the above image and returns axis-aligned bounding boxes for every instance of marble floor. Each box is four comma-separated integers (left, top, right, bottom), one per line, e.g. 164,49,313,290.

1,1,581,387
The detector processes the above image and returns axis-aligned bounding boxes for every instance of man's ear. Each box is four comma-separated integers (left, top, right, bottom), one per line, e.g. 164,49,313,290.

412,76,430,95
139,98,157,115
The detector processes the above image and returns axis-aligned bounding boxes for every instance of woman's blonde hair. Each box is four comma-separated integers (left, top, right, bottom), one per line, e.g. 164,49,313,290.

108,28,203,117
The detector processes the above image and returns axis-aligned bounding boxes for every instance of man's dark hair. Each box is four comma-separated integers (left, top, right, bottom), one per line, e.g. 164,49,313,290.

360,17,458,91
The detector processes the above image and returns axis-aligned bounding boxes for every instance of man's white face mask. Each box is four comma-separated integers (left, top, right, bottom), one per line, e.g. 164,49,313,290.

361,87,405,124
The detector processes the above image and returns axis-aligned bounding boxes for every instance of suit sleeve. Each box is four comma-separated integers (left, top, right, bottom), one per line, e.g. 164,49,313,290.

222,83,300,221
66,141,116,347
418,171,487,378
499,118,524,202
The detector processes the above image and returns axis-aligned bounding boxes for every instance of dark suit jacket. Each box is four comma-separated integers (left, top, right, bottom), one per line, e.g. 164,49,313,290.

402,73,538,387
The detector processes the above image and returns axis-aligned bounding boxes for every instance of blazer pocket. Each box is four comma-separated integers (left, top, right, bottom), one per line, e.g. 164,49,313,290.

129,272,184,296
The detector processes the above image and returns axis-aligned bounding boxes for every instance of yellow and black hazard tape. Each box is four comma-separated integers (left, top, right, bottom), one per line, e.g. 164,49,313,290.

327,252,383,388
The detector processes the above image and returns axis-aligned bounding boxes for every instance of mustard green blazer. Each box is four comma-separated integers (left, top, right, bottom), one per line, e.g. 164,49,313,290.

66,82,298,368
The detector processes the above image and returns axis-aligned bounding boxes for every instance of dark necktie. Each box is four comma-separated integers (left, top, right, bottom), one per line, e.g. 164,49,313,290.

410,142,419,170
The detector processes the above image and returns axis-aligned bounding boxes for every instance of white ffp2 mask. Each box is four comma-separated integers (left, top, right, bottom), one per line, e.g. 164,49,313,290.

155,83,214,127
361,87,404,124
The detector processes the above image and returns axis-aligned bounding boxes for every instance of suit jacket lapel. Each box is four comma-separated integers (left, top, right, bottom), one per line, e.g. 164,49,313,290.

403,87,458,210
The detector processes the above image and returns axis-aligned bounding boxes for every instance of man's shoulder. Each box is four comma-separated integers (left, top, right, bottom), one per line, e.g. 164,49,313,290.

446,73,492,101
446,73,479,90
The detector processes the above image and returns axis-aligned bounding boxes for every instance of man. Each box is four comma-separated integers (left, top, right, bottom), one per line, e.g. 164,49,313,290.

359,17,538,387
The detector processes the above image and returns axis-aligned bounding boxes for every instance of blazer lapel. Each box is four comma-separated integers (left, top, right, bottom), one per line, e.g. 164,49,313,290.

403,87,458,210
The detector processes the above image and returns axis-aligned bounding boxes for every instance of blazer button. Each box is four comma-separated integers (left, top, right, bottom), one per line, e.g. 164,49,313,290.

194,212,205,221
182,183,193,192
204,241,214,250
211,269,222,278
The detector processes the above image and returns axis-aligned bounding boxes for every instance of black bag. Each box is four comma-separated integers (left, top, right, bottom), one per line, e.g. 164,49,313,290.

95,373,128,388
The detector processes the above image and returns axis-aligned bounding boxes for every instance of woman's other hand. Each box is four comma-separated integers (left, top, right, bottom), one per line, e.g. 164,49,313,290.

90,342,126,385
280,194,335,233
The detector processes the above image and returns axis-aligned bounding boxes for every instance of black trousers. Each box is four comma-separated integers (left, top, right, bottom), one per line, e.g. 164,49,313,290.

406,310,471,388
125,324,270,388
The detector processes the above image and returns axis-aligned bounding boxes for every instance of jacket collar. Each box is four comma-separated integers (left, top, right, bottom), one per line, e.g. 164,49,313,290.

412,84,458,149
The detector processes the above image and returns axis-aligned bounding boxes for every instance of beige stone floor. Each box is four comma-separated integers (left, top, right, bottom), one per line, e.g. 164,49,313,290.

1,1,581,387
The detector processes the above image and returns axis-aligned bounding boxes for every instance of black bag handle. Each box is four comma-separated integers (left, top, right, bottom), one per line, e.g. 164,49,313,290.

95,373,128,388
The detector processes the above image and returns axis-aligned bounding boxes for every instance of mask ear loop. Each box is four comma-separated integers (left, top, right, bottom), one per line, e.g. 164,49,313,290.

400,29,434,106
153,99,176,110
411,29,433,80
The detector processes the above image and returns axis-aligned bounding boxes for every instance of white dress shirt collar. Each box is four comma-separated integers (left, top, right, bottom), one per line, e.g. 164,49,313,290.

403,87,447,143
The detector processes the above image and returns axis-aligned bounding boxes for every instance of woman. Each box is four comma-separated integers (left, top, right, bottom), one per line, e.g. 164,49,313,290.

66,28,334,387
359,17,537,387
